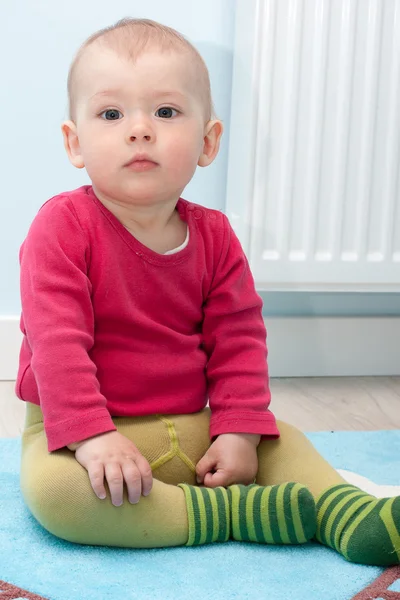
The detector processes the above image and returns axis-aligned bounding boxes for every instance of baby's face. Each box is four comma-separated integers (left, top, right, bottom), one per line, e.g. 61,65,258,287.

63,46,215,206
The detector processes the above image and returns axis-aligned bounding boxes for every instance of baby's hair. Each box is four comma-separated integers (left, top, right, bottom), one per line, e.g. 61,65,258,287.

67,17,216,123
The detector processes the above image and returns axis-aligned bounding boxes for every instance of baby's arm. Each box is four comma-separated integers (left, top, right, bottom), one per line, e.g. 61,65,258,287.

19,196,154,503
19,197,116,452
202,214,280,442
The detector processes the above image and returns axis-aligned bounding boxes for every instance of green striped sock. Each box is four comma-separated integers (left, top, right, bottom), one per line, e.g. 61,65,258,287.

177,484,230,546
227,482,316,544
316,484,400,566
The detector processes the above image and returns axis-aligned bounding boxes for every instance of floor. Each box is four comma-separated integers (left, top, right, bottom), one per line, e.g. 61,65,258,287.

0,376,399,438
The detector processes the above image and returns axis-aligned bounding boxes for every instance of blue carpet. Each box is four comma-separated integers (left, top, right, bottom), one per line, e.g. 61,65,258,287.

0,431,399,600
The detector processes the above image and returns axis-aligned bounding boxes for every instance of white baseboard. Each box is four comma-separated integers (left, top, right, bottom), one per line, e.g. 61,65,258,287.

265,316,400,377
0,316,23,381
1,315,399,380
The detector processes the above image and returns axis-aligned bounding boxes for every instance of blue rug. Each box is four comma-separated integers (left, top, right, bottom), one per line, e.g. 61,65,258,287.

1,431,399,600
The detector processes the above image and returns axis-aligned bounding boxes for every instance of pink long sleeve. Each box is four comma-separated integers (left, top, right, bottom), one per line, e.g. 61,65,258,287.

202,214,280,440
18,197,116,451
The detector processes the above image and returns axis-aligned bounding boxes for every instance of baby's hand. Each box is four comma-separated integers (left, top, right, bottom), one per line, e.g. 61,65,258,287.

69,431,153,506
195,433,260,488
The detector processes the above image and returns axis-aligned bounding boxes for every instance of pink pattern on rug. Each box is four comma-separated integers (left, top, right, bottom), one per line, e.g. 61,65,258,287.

351,566,400,599
0,580,48,599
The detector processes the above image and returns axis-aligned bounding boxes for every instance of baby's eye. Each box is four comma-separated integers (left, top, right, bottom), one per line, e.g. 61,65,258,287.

156,107,179,119
100,109,122,120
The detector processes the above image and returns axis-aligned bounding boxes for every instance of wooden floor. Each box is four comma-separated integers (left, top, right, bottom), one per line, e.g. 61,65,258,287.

1,376,399,438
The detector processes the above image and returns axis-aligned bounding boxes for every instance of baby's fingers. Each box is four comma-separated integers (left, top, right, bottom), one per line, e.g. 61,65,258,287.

122,455,153,503
134,454,153,497
121,460,142,504
105,463,125,506
203,469,230,488
88,463,107,500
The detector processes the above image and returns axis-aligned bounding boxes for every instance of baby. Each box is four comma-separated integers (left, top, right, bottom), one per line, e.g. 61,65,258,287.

16,17,399,565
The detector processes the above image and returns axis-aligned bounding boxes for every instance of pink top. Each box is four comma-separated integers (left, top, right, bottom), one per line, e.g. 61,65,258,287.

16,185,279,451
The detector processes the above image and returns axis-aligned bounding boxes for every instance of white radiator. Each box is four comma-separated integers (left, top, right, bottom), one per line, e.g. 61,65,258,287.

226,0,400,291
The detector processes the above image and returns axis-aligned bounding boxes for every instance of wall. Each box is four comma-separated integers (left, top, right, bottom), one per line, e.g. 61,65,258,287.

2,0,399,339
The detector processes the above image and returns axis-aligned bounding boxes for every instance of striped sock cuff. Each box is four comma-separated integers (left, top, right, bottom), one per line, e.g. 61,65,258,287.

178,484,230,546
228,482,316,544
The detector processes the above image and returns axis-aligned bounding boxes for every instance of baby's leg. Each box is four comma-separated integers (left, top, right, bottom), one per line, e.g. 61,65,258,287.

20,403,229,548
256,420,347,495
256,421,400,566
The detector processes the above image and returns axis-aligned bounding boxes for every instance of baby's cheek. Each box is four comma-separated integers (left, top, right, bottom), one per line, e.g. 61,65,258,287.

84,155,113,184
81,141,111,172
165,146,199,180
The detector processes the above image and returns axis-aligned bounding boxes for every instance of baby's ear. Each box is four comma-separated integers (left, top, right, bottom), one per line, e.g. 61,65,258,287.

198,119,223,167
61,120,85,169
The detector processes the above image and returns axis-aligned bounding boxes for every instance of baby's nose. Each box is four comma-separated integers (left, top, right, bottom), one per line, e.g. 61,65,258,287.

128,115,154,142
130,134,152,141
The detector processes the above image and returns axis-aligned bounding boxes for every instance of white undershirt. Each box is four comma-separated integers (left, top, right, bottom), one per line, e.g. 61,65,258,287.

163,226,189,255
